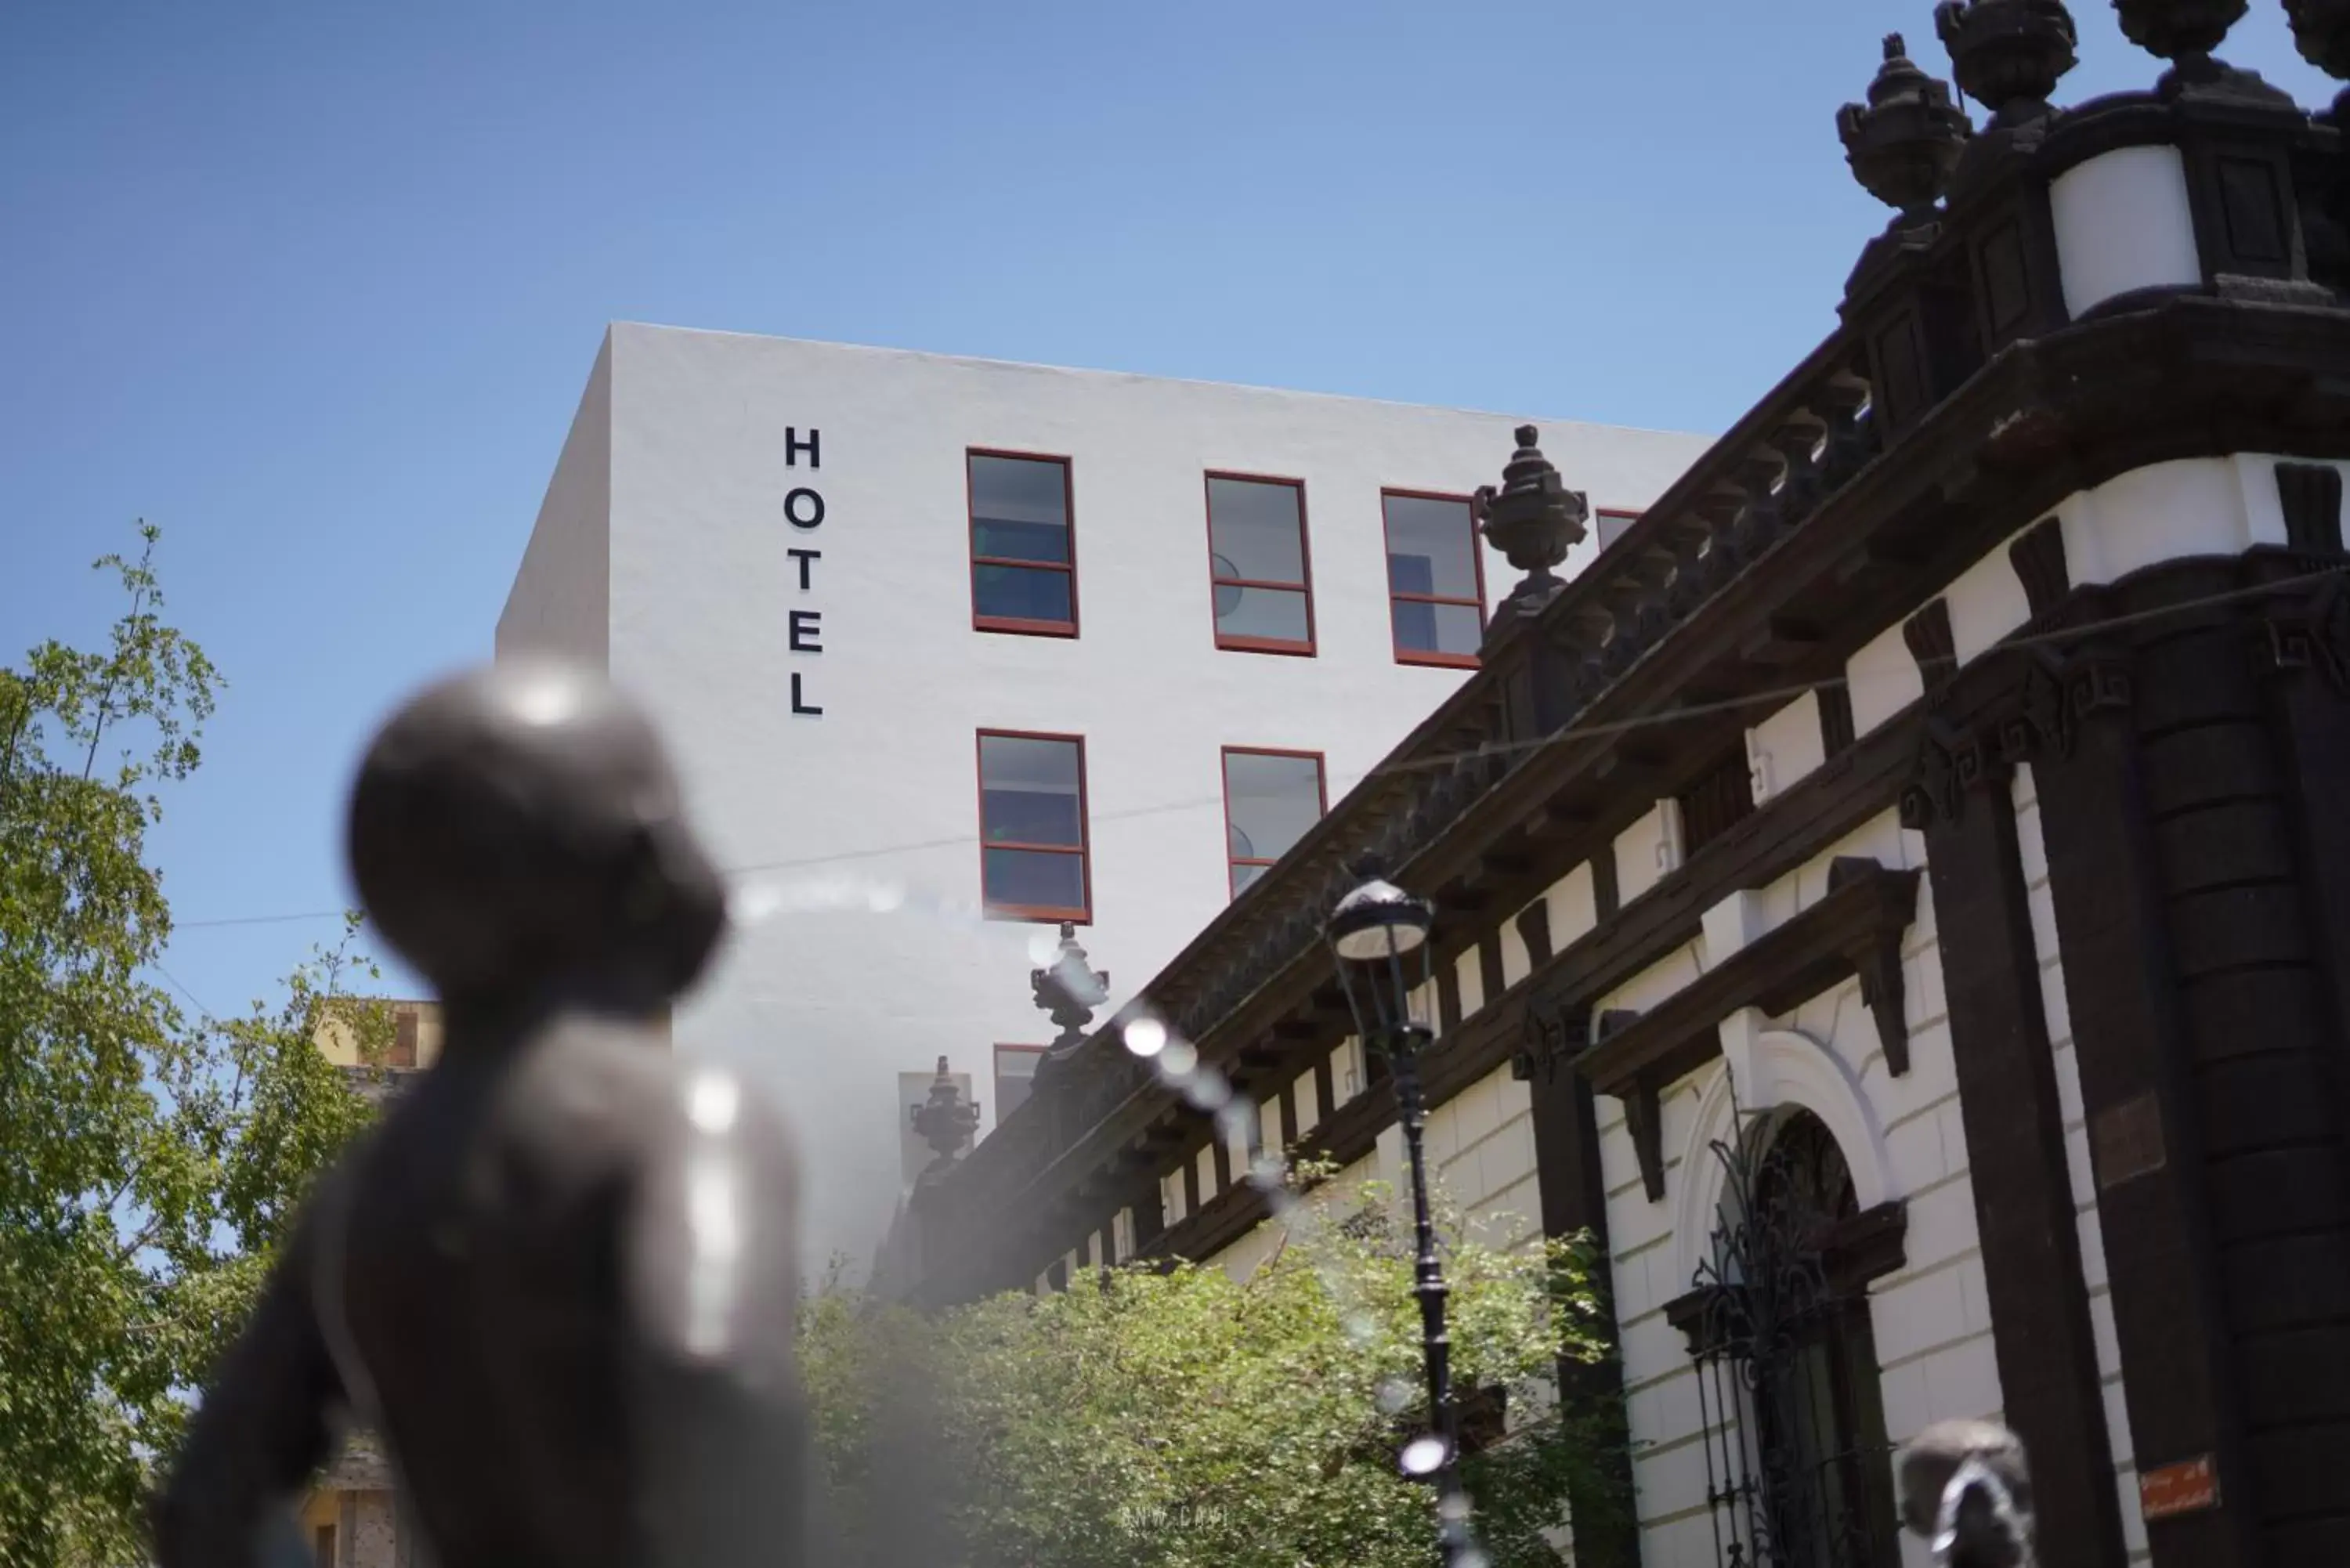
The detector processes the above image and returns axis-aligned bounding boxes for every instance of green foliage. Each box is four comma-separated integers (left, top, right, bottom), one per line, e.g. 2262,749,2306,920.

0,527,390,1567
801,1169,1628,1568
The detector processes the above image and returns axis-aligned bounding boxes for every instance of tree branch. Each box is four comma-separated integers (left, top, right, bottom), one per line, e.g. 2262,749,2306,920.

81,560,151,785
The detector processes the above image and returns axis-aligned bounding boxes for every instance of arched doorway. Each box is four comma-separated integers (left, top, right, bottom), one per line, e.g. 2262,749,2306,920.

1683,1107,1900,1568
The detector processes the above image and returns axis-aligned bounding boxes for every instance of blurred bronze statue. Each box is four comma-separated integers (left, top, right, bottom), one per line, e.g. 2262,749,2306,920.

1900,1418,2035,1568
154,660,807,1568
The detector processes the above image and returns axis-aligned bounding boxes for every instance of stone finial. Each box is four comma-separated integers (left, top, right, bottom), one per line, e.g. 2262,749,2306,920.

1837,34,1973,225
1933,0,2078,127
1472,426,1589,624
1031,922,1108,1061
909,1055,981,1171
2113,0,2285,98
2286,0,2350,119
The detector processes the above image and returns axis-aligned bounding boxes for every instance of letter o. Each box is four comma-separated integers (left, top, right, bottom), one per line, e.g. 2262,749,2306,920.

785,487,826,529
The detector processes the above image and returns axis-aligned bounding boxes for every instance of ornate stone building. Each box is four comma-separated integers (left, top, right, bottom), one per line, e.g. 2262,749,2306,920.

889,9,2350,1567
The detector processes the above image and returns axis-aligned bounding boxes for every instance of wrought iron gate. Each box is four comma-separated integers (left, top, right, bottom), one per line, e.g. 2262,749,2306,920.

1686,1111,1898,1568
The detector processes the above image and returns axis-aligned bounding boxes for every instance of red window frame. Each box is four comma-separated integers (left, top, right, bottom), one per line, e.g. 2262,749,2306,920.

974,728,1092,923
1203,471,1316,657
968,449,1079,638
992,1042,1048,1125
1220,746,1329,900
1380,488,1488,670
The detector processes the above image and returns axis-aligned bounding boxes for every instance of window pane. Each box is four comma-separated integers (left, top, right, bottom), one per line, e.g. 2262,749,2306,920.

971,455,1070,564
1383,494,1479,600
1225,751,1323,866
979,735,1083,847
996,1047,1042,1122
974,563,1072,625
1231,861,1269,895
1597,511,1640,553
1214,585,1311,645
983,847,1085,912
1207,477,1305,585
1394,600,1483,659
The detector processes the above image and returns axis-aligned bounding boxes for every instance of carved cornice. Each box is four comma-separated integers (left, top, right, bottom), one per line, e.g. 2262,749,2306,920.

2261,569,2350,692
1899,645,2135,827
1510,1002,1589,1086
1575,860,1925,1201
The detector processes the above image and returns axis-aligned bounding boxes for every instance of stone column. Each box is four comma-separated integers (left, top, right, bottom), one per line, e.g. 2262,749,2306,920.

1904,735,2126,1568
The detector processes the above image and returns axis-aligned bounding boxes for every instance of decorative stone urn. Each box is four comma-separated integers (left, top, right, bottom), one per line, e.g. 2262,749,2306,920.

1473,425,1588,624
2114,0,2287,97
1838,34,1973,229
1932,0,2078,126
909,1055,982,1174
2287,0,2350,118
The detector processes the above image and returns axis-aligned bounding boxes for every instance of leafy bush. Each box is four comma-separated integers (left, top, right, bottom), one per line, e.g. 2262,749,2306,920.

801,1170,1626,1568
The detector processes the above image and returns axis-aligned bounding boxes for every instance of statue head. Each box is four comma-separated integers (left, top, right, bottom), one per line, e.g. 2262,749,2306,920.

1900,1418,2034,1566
347,659,728,1016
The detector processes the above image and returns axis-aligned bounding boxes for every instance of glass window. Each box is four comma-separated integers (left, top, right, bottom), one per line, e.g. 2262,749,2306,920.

994,1044,1046,1125
1224,748,1326,899
1383,491,1485,667
971,453,1076,634
1206,475,1314,653
978,731,1090,920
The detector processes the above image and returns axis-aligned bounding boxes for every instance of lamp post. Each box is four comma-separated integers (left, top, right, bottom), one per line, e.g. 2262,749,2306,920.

1326,869,1480,1567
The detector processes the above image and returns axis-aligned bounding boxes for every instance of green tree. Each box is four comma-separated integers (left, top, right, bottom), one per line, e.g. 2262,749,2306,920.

801,1171,1628,1568
0,527,391,1567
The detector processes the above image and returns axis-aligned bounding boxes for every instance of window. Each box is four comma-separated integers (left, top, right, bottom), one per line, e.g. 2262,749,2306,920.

1206,474,1314,654
994,1043,1046,1124
1222,747,1326,898
1748,1111,1902,1568
969,451,1076,635
977,731,1090,920
313,1526,337,1568
1596,508,1642,553
1382,490,1486,667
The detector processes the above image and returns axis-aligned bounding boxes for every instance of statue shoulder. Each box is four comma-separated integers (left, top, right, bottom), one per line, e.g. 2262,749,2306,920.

510,1017,798,1188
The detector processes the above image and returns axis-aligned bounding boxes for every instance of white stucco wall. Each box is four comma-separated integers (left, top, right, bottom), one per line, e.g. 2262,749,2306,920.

1613,800,1683,905
532,324,1707,1270
1747,690,1827,806
497,334,612,665
1588,811,1998,1568
2049,145,2203,320
1424,1063,1542,1252
2055,454,2350,588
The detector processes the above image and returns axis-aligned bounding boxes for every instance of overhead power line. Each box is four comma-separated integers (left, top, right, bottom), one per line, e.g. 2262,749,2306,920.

170,562,2347,932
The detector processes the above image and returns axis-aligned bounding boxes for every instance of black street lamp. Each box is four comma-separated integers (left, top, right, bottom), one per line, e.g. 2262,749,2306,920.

1326,869,1481,1567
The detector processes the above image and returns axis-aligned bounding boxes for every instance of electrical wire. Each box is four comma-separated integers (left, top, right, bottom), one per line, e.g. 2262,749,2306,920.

150,958,215,1019
168,560,2350,930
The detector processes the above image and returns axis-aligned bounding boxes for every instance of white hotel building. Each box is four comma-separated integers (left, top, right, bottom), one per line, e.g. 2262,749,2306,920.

495,323,1706,1269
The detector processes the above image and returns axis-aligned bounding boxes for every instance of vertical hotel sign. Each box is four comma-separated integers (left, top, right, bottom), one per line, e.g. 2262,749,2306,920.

785,426,823,716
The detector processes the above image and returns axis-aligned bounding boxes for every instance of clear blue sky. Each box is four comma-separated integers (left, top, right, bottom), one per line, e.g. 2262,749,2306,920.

2,1,2335,1020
